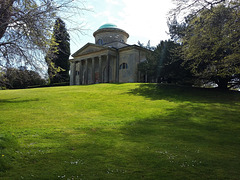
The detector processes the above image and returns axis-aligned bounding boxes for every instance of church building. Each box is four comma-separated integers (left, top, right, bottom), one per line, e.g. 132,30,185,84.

69,23,149,85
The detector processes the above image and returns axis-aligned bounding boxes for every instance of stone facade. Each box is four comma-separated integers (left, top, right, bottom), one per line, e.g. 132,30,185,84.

70,24,149,85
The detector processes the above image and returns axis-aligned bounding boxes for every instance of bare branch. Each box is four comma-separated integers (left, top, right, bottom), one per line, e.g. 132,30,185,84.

0,0,89,71
169,0,231,22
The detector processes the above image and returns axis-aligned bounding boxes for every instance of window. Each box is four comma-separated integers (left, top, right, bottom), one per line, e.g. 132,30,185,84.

97,39,103,45
120,63,128,70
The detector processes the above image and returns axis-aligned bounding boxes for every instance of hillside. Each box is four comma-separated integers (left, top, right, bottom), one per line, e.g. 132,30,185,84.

0,83,240,179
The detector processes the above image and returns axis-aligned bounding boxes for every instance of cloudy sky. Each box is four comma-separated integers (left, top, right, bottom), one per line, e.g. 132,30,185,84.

69,0,175,55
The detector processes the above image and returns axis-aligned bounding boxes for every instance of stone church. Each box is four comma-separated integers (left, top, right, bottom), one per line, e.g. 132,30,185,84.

69,23,149,85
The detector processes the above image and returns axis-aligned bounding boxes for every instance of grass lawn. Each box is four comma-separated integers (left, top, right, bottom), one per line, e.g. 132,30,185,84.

0,83,240,179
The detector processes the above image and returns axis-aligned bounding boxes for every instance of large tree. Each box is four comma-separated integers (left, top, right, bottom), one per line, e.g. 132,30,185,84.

45,18,70,83
0,0,86,69
138,40,193,84
157,40,194,85
4,67,45,89
181,4,240,89
168,0,240,42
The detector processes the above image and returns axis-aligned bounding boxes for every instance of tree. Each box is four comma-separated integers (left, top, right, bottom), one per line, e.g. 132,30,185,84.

168,0,240,41
138,53,158,82
168,0,240,42
138,40,193,84
45,18,70,84
0,67,7,89
137,40,156,51
4,67,45,89
167,14,194,43
157,40,194,85
0,0,86,69
181,4,240,89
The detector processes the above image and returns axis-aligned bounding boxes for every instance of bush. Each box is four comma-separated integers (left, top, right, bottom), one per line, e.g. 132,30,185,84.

5,68,46,89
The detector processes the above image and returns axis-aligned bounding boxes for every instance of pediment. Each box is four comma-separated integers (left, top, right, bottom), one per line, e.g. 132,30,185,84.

72,43,107,57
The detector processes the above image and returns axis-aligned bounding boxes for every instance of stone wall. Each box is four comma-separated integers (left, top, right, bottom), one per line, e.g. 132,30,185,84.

118,48,148,83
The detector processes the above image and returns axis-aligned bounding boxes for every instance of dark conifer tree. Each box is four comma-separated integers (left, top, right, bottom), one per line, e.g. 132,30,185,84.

45,18,70,84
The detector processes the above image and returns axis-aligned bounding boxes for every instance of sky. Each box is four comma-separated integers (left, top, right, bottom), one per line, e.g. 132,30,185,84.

68,0,175,55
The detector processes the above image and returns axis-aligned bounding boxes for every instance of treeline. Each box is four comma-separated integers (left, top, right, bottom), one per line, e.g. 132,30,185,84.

139,1,240,90
0,68,45,89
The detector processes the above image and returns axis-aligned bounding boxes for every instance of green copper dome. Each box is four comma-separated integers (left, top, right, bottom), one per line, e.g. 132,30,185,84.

98,23,117,29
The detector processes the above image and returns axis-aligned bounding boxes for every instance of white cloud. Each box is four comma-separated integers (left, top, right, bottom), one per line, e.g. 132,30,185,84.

69,0,175,54
117,0,174,46
104,0,121,5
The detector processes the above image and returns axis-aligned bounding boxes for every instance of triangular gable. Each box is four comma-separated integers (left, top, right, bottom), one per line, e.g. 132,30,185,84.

72,43,108,57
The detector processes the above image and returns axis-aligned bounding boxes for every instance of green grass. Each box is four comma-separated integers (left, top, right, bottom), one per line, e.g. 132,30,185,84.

0,83,240,179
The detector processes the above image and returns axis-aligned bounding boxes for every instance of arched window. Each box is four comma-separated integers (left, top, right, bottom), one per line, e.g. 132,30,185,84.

97,39,103,45
120,63,128,70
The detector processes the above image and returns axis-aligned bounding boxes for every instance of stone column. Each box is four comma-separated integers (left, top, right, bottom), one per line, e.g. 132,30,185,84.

115,53,119,83
92,58,95,84
79,61,82,85
70,61,76,85
86,59,88,84
70,62,74,85
114,55,117,83
107,55,110,82
75,62,79,85
99,56,102,83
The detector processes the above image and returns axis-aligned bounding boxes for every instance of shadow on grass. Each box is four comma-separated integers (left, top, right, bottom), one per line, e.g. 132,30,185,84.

1,84,240,179
0,98,40,105
4,102,240,179
128,84,240,105
118,104,240,179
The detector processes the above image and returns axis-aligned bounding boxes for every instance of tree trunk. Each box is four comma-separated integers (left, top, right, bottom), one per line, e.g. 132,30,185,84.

0,0,15,40
216,78,229,90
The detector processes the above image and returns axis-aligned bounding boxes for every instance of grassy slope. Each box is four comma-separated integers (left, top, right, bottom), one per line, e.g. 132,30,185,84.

0,83,240,179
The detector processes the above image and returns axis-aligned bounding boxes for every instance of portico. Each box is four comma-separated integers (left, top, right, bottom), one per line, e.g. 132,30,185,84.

70,44,119,85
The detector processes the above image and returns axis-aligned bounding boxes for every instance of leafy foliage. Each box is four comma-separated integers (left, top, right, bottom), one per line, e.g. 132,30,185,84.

182,5,240,89
157,41,194,85
138,40,193,85
45,18,70,84
4,68,45,89
167,14,194,43
137,40,156,51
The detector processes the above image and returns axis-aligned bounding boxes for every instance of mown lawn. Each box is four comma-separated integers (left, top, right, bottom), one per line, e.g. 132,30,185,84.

0,83,240,179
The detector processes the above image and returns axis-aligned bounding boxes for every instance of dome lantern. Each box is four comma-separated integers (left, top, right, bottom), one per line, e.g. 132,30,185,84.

93,23,129,46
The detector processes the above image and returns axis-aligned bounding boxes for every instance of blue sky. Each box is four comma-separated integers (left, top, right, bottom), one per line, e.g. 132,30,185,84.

68,0,174,55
